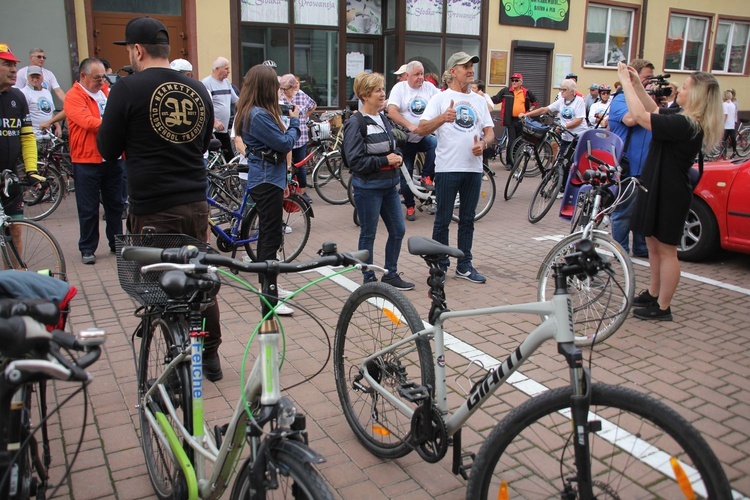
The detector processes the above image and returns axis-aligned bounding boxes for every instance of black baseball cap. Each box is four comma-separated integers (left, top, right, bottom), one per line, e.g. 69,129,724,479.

114,17,170,46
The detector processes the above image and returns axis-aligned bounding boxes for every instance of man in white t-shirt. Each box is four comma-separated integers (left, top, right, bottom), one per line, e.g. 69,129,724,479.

14,48,66,103
202,57,238,162
417,52,494,284
387,60,438,220
521,78,588,152
19,66,60,138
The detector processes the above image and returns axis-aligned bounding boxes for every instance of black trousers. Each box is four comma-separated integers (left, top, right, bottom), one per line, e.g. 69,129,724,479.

214,131,234,163
506,118,523,165
249,182,284,315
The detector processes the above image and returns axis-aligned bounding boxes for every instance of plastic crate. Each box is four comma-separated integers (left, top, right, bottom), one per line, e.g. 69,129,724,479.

115,233,214,307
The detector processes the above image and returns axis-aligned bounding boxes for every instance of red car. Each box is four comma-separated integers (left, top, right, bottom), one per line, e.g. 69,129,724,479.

679,158,750,261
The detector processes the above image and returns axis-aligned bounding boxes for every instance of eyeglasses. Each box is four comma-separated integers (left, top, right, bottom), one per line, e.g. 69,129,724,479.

33,55,47,60
89,75,106,82
600,91,611,94
510,78,520,82
560,88,571,91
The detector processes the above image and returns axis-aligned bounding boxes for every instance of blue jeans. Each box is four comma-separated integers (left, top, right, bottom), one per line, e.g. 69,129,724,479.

432,171,481,271
352,183,405,281
611,178,647,256
400,135,436,208
73,160,125,254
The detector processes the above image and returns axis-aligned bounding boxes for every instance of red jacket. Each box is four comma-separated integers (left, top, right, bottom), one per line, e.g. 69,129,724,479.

64,82,109,164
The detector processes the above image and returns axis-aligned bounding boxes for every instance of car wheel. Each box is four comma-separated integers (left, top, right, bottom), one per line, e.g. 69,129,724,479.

678,197,719,261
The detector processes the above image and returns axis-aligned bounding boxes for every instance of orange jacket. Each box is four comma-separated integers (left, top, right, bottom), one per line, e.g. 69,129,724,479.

64,82,109,164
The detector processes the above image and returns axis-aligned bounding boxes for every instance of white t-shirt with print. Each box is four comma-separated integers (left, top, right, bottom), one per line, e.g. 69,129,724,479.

20,86,56,138
588,100,611,127
387,80,438,142
548,95,588,141
421,88,494,174
79,83,107,118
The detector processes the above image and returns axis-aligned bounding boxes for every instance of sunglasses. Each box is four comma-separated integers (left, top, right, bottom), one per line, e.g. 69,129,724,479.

600,91,611,94
34,55,47,60
510,78,521,82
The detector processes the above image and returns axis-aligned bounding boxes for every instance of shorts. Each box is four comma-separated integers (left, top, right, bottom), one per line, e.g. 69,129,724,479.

1,185,24,219
127,200,210,241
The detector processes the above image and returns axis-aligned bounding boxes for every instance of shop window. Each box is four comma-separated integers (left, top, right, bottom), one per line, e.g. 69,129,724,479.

712,20,749,74
406,0,443,33
405,35,442,77
240,27,289,75
294,29,339,107
665,14,709,71
584,5,633,67
92,0,181,14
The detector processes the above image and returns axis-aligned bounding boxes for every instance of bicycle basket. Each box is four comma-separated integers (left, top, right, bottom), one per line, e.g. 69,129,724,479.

115,233,215,307
310,121,332,142
521,119,550,145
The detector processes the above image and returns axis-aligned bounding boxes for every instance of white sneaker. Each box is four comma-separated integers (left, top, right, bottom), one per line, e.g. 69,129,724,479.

273,303,294,316
277,286,292,298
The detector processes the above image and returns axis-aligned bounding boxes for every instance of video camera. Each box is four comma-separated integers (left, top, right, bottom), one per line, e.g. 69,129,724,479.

646,74,672,98
280,103,295,116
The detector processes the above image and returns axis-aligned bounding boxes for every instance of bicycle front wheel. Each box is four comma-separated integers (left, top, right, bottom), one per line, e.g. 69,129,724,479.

467,383,731,499
450,164,496,222
230,449,334,500
242,197,311,263
528,166,562,224
537,231,634,346
312,152,350,205
334,282,433,459
22,164,65,221
138,315,192,500
3,220,66,278
504,151,529,201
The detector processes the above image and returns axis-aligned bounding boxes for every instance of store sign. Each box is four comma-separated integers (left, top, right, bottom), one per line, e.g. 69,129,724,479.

241,0,289,23
406,0,443,33
346,0,382,34
500,0,570,30
447,0,481,35
295,0,338,26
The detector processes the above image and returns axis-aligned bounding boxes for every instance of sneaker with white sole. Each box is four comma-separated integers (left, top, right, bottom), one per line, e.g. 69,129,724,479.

381,272,415,291
455,266,486,284
273,303,294,316
277,286,292,299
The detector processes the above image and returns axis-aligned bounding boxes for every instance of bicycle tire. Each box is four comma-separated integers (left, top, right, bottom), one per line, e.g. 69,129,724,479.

504,150,529,201
312,152,350,205
528,166,562,224
466,383,731,499
450,164,496,223
736,127,750,157
242,197,311,263
333,282,433,459
537,231,634,346
138,315,192,500
229,449,334,500
22,164,65,221
3,220,66,278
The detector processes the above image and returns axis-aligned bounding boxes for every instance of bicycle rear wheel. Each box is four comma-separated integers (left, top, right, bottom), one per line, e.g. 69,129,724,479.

242,197,311,263
138,315,192,500
334,282,432,459
537,231,634,346
230,449,334,499
528,166,562,223
22,164,65,221
736,127,750,157
450,164,496,222
312,152,350,205
3,220,66,278
467,383,731,499
504,150,529,201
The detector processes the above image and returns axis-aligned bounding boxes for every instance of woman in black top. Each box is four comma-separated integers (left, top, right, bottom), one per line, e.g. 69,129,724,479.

617,62,723,321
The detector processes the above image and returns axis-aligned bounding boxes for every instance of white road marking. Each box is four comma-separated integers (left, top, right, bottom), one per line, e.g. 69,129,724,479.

535,235,750,296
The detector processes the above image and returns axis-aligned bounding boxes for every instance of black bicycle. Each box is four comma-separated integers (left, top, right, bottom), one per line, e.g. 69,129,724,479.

528,127,580,224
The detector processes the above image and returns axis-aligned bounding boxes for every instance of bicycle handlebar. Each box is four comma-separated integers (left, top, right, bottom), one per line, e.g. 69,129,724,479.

558,239,613,279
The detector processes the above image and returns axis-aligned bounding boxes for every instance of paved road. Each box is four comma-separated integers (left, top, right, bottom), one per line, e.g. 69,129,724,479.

33,162,749,498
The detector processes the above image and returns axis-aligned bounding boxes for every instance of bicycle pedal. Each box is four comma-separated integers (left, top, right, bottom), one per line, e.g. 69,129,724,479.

397,382,429,403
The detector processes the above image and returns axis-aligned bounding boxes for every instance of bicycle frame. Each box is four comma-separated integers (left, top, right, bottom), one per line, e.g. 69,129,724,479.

207,188,257,251
356,288,579,438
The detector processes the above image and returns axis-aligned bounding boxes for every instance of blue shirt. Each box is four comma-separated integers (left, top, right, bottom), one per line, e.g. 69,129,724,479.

240,107,299,190
608,92,652,177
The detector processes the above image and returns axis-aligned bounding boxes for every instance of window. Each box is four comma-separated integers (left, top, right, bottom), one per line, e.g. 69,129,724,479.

294,30,338,108
665,14,709,71
584,5,633,67
712,20,750,74
240,27,289,75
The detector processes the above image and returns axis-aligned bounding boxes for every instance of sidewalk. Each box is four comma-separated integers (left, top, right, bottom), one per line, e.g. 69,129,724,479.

37,165,750,498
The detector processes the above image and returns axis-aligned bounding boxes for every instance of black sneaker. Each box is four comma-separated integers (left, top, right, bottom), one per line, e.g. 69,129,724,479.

633,289,658,307
362,274,378,286
203,352,223,382
633,304,672,321
382,272,415,291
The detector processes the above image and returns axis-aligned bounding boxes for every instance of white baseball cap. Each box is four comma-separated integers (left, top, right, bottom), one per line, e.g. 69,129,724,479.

170,58,193,72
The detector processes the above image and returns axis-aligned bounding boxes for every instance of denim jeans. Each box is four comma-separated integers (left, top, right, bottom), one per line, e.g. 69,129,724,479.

432,171,481,271
352,183,405,281
73,160,125,254
611,179,647,256
400,135,436,208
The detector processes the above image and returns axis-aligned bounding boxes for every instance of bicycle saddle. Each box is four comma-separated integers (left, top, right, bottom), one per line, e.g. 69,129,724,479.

407,236,464,259
208,138,222,151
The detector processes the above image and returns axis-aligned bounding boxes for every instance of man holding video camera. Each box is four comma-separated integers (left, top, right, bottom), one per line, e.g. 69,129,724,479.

608,59,657,259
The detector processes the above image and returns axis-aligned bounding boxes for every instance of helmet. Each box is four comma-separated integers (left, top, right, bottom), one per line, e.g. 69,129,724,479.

170,58,193,73
598,84,612,92
262,60,278,68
